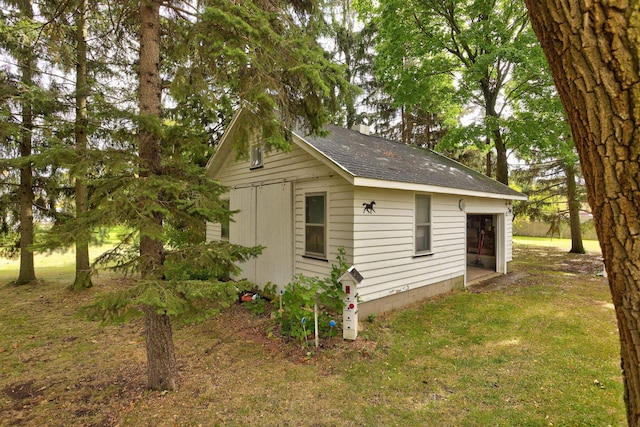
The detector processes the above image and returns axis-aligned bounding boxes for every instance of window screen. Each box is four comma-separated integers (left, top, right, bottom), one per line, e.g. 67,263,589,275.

415,195,431,253
305,193,325,257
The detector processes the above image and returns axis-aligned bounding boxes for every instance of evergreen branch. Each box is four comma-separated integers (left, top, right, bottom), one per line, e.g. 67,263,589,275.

162,1,198,19
83,277,244,325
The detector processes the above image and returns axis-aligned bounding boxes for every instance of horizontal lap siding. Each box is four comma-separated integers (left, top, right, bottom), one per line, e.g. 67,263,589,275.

205,222,221,243
207,142,338,251
294,178,353,279
215,142,331,187
209,139,354,285
353,188,466,302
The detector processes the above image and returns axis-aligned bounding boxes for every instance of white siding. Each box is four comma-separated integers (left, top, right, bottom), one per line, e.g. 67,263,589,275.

211,141,353,286
214,142,336,188
208,131,517,304
294,177,354,279
506,208,513,262
351,188,466,302
205,221,221,243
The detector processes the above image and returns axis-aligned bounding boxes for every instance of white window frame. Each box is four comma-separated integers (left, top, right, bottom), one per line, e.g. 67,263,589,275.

250,143,264,169
304,192,327,259
415,194,432,255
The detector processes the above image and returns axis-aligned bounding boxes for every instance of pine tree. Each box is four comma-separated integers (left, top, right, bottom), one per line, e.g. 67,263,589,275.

72,0,92,289
85,0,349,391
0,0,47,284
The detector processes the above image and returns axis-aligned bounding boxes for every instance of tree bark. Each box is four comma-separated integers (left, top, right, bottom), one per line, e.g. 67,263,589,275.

493,128,509,185
565,162,585,254
72,0,93,290
524,1,640,424
16,0,36,286
143,305,178,391
139,0,178,390
482,80,508,185
485,137,492,178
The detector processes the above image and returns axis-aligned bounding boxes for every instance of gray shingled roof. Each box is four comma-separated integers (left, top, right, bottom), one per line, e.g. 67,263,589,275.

299,125,524,198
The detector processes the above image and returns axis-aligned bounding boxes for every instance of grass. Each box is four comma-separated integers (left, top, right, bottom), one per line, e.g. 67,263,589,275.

0,239,624,426
513,235,602,254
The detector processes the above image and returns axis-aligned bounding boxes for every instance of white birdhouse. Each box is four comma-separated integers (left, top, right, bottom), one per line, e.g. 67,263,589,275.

339,266,363,340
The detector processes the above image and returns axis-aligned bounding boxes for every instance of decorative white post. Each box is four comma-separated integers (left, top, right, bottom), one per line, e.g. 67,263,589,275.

338,266,364,340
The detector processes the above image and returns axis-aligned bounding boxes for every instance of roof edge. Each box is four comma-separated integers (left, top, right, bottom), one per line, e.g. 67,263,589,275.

205,108,248,178
290,129,355,184
352,177,528,200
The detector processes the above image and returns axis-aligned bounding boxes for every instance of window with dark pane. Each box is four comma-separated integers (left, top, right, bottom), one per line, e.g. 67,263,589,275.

415,195,431,253
220,199,230,240
305,193,326,257
250,144,263,169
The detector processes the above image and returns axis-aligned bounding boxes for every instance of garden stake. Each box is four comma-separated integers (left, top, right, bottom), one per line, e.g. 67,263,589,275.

329,320,336,340
314,303,319,348
301,317,308,346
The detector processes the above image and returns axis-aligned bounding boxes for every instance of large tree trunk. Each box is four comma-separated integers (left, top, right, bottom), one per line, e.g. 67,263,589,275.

72,0,93,290
493,128,508,185
143,306,178,391
482,80,509,185
485,137,492,178
139,0,178,390
565,162,585,254
15,0,36,286
524,2,640,424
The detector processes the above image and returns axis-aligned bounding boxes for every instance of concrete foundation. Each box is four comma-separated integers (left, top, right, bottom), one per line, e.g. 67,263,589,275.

358,275,464,318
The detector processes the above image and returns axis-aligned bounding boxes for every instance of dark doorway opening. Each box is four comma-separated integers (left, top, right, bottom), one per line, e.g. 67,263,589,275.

466,214,496,271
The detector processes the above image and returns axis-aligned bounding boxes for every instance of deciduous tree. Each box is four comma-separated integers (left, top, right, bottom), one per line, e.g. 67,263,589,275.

524,1,640,423
361,0,546,184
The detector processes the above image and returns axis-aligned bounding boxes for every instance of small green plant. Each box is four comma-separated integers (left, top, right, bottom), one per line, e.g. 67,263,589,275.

261,282,278,300
242,297,267,315
274,248,348,342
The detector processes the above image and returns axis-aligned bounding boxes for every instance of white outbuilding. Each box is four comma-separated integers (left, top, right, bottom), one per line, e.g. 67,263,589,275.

206,111,527,316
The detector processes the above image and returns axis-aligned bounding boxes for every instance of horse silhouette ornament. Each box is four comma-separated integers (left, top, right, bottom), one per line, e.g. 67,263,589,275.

363,200,376,214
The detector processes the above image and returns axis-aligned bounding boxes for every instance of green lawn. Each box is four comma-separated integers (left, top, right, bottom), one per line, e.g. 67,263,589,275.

0,239,624,426
0,226,127,283
0,244,114,284
514,235,602,254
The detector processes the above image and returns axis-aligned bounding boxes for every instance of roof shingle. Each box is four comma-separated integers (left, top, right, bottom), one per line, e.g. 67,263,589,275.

300,125,524,199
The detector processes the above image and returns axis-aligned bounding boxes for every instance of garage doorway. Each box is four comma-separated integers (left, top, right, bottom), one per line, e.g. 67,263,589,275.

466,214,497,281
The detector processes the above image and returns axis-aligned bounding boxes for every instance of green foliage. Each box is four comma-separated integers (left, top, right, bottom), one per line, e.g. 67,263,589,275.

166,0,351,159
242,297,267,315
0,244,624,425
261,282,278,300
275,248,348,342
360,0,559,183
164,241,263,281
85,278,252,326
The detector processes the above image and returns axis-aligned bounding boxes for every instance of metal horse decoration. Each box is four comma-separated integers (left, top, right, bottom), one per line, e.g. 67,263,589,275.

363,200,376,214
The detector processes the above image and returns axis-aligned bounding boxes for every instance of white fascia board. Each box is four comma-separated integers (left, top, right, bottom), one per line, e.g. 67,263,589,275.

290,131,355,184
352,177,528,201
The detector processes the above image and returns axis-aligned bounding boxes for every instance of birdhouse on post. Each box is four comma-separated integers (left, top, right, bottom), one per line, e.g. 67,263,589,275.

339,266,364,340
